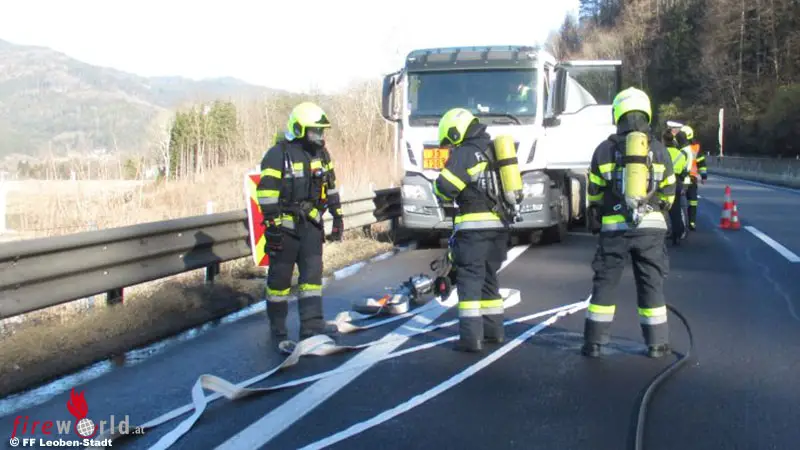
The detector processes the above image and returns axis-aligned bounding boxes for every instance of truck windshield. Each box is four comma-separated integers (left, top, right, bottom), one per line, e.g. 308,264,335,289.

407,69,538,126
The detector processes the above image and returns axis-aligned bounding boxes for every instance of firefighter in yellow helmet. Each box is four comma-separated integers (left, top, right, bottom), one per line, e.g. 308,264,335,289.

583,87,677,359
255,102,344,346
677,124,707,230
433,108,510,353
662,129,689,245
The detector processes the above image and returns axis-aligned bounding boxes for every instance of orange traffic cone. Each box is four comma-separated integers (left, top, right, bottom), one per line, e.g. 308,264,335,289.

720,185,733,229
729,201,741,230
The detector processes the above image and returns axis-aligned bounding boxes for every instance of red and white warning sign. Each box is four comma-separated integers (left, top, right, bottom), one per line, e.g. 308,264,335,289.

244,170,269,267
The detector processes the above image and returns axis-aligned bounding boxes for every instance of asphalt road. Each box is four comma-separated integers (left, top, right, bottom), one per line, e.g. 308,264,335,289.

2,173,799,450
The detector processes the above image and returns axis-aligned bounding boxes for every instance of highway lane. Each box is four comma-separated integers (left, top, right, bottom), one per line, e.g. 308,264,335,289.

2,174,799,450
699,175,800,306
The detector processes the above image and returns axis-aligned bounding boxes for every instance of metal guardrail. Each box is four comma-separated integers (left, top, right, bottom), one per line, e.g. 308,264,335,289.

707,156,800,189
0,188,402,320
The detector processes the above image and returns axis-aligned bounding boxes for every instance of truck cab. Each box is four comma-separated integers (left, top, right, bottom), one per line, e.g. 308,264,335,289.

381,45,621,246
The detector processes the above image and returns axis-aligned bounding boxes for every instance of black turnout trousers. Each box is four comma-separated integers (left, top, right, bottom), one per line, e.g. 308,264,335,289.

686,180,699,227
265,220,325,338
669,181,686,240
451,229,510,344
584,229,670,347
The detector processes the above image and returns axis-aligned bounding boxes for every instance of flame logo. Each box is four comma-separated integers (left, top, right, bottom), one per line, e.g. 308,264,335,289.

66,388,97,438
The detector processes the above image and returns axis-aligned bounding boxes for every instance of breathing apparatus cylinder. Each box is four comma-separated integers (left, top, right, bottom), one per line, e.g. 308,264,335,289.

622,131,653,224
492,135,524,222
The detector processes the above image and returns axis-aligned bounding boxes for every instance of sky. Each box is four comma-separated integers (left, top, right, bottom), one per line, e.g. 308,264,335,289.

0,0,580,94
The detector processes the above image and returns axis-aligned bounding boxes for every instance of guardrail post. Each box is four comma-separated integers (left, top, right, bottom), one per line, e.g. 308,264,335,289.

106,288,124,306
205,200,220,284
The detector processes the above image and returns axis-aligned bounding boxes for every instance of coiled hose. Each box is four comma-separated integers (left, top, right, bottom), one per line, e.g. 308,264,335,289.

633,303,694,450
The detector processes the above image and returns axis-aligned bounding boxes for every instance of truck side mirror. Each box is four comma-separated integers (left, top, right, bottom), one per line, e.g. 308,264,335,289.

543,116,561,127
381,72,401,122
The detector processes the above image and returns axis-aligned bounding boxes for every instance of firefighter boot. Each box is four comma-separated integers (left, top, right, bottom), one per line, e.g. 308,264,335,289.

455,317,483,352
266,301,289,341
298,296,338,340
483,314,504,344
581,343,602,358
455,339,483,353
647,344,671,358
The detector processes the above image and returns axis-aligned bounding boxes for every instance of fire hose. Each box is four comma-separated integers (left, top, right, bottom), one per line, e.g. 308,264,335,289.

632,303,694,450
97,287,563,449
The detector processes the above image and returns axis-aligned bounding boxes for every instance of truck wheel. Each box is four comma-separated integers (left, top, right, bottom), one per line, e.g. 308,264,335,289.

415,233,447,249
541,194,569,244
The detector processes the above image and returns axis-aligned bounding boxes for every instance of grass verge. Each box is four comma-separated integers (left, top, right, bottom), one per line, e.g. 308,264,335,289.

0,229,393,398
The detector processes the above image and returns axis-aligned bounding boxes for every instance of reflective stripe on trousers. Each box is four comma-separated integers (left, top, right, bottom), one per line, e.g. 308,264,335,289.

586,303,615,322
458,299,504,318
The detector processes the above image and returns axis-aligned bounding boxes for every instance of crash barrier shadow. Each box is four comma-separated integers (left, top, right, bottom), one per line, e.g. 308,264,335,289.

0,188,403,322
707,155,800,189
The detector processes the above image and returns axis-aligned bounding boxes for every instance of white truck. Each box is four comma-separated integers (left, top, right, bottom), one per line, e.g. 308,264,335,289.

380,45,622,246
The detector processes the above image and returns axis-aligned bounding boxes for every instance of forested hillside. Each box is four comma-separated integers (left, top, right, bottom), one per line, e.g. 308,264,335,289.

547,0,800,157
0,38,280,158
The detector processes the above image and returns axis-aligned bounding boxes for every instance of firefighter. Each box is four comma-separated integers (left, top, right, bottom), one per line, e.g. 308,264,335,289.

583,87,676,359
663,129,689,244
679,125,707,230
255,102,344,344
433,108,511,353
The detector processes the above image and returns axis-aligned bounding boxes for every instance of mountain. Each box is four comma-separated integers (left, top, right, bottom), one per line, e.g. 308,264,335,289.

0,38,285,157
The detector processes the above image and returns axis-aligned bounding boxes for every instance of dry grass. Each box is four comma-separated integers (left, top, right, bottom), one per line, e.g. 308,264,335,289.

3,78,401,238
0,232,393,397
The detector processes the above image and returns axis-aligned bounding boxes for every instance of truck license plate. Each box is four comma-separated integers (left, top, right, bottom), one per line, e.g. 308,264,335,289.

423,148,449,170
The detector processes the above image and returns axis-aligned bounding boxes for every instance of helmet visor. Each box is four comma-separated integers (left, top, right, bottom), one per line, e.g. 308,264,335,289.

306,127,325,146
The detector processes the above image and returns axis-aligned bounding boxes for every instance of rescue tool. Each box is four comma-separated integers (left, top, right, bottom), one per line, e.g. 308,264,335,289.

350,274,435,316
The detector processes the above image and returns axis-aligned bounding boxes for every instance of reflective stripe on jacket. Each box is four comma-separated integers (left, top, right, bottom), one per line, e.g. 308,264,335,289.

433,124,506,232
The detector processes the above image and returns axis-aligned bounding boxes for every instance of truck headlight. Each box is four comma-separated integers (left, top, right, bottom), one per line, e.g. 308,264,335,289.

402,184,427,200
523,182,544,198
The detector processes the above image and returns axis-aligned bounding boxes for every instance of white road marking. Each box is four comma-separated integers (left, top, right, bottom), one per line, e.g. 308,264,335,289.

298,297,591,450
744,226,800,263
213,244,533,450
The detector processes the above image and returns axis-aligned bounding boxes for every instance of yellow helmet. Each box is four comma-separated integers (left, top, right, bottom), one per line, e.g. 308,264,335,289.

680,125,694,141
612,87,652,125
438,108,478,146
287,102,331,139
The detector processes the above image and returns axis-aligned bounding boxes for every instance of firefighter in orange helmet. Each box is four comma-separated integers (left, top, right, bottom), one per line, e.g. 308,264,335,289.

678,125,707,230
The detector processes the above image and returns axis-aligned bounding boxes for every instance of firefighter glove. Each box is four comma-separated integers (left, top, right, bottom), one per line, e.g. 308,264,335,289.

265,225,283,254
328,216,344,242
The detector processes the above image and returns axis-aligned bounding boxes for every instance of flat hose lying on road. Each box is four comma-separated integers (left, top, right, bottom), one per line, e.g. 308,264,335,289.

633,303,694,450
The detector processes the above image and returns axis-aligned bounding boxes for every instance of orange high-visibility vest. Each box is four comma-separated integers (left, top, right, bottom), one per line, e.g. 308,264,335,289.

689,143,700,177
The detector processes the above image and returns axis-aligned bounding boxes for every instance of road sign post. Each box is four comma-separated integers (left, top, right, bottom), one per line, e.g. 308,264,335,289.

719,108,724,157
